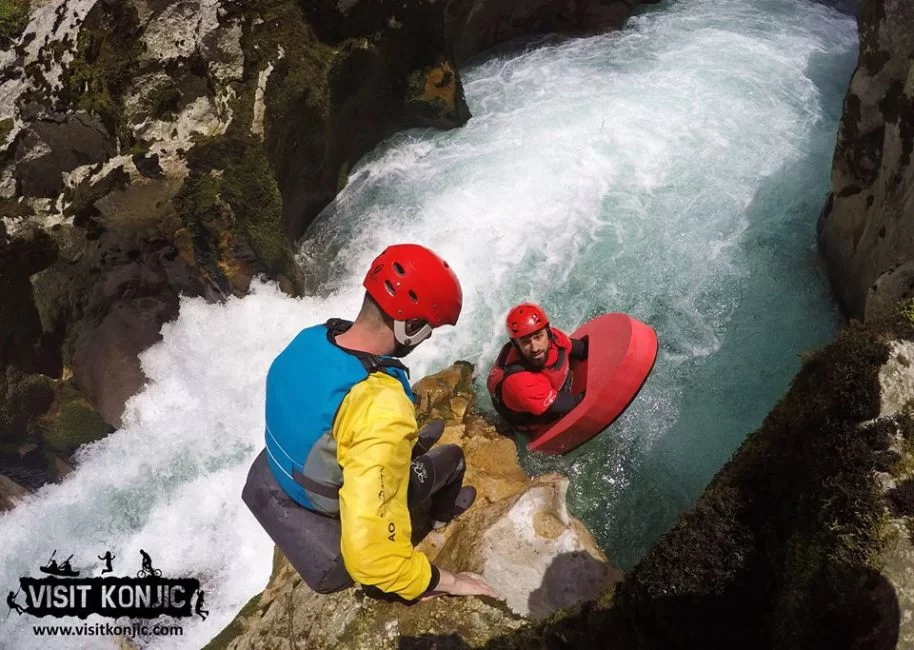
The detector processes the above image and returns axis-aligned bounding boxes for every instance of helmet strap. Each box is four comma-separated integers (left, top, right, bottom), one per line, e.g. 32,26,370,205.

393,319,433,347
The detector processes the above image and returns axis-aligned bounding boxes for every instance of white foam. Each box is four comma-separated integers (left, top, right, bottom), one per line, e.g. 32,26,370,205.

0,282,364,648
300,0,857,383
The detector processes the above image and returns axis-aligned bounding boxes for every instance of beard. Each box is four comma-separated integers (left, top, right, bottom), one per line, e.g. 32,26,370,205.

527,354,546,368
523,346,548,368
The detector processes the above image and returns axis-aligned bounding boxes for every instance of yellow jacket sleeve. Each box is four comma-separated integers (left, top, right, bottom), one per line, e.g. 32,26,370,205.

334,372,433,600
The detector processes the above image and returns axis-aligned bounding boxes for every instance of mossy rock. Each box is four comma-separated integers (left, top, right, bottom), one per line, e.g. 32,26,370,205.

144,79,182,122
40,379,113,455
64,0,143,145
237,0,334,125
0,0,29,51
898,298,914,326
614,312,914,649
173,134,302,294
201,592,262,650
0,117,14,144
0,367,54,442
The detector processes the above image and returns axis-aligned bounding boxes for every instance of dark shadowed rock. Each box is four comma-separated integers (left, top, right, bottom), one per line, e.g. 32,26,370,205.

132,153,164,179
0,473,29,512
0,222,59,374
72,292,177,428
12,112,116,198
445,0,659,64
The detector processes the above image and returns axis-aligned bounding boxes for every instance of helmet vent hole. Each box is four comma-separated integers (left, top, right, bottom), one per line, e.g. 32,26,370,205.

408,290,418,303
384,281,396,296
393,262,405,276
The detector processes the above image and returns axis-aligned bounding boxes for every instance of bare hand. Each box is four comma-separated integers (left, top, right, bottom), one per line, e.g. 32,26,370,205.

433,568,501,599
451,573,500,599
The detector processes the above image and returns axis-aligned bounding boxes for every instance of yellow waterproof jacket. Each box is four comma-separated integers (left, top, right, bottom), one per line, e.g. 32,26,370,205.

333,371,433,600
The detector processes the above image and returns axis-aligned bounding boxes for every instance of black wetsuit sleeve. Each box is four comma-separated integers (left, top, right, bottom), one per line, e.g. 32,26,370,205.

544,391,583,416
426,565,441,593
570,338,588,360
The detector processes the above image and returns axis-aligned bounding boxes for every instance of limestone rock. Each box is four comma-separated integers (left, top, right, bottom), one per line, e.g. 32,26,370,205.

429,474,621,619
864,262,914,321
818,0,914,320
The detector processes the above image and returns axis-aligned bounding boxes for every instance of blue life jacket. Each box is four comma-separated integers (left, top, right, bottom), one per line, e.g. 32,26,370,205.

264,319,412,512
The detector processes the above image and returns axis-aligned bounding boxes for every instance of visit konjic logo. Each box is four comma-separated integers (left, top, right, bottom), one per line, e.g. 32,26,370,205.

7,549,209,620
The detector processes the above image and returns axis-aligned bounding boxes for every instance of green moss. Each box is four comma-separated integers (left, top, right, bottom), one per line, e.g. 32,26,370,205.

237,0,334,126
144,80,182,121
218,144,289,276
122,140,152,157
172,169,226,286
65,0,143,145
201,592,262,650
174,135,300,291
770,418,892,647
0,117,13,143
175,171,221,224
41,381,112,454
0,367,54,442
897,299,914,325
0,0,29,51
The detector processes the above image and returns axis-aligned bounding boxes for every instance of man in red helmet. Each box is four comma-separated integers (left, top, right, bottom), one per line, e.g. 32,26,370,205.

244,244,498,603
486,303,588,434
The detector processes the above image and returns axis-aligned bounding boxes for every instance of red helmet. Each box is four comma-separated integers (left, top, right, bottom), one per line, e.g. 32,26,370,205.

506,303,549,339
363,244,463,328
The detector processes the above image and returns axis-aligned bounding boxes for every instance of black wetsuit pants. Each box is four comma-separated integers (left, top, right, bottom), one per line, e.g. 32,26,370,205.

407,444,466,523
